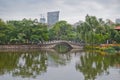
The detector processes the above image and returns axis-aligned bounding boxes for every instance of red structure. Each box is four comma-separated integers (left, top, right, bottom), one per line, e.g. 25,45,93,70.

114,26,120,30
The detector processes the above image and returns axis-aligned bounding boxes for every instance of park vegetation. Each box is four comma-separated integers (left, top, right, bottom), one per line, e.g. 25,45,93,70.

0,15,120,45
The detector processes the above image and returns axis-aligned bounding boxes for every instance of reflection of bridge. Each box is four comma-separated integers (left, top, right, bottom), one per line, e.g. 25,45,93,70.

38,40,84,49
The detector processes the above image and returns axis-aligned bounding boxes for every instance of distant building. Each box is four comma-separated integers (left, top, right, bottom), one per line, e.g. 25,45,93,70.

40,17,46,24
40,14,46,24
47,11,59,26
116,18,120,24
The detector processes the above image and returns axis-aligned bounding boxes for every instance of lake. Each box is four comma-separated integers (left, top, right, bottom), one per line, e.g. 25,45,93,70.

0,49,120,80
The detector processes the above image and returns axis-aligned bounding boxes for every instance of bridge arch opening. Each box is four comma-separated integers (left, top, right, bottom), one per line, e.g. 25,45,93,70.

54,42,73,49
53,42,73,53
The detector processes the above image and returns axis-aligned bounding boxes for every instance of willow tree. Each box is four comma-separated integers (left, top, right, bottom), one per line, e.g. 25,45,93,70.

77,15,98,44
77,15,112,45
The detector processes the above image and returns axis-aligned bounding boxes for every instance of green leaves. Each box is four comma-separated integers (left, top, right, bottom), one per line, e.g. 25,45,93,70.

49,20,76,40
0,15,120,44
0,18,49,44
77,14,117,44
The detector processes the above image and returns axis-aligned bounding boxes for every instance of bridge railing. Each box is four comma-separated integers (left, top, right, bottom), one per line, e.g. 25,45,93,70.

38,40,84,46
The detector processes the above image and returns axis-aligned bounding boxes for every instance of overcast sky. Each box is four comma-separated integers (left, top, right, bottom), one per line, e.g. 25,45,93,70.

0,0,120,23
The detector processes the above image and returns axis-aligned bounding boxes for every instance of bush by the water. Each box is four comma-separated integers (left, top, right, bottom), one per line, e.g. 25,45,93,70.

104,47,116,54
112,46,120,51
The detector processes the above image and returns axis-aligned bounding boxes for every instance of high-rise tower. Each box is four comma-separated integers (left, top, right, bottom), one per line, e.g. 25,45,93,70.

47,11,59,26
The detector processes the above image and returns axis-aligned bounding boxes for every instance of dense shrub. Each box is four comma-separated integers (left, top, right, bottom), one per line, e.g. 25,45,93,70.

104,47,116,53
112,46,120,51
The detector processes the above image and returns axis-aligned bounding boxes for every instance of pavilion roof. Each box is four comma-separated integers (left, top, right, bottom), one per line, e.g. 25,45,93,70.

114,26,120,30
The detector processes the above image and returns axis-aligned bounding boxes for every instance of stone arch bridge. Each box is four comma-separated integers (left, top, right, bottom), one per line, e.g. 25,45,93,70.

38,40,84,49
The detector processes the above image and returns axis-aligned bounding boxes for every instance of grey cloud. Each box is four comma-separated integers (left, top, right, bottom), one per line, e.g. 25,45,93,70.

0,0,119,23
0,0,55,11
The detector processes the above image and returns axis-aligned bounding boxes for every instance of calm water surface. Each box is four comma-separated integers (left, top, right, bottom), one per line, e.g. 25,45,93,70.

0,49,120,80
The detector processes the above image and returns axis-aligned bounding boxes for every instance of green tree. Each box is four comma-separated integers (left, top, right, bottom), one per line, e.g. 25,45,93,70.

49,20,76,41
6,18,49,44
77,15,114,44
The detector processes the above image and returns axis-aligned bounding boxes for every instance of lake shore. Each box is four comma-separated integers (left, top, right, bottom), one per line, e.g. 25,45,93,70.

0,44,40,49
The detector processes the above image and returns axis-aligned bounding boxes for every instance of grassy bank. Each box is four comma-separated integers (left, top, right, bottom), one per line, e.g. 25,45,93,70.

84,44,120,55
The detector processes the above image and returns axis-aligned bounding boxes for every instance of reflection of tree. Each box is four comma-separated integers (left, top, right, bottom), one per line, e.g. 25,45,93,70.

0,52,48,78
0,52,20,75
0,49,72,78
47,52,71,67
12,52,47,78
76,52,120,80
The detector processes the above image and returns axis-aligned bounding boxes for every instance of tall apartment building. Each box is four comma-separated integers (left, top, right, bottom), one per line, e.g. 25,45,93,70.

47,11,59,26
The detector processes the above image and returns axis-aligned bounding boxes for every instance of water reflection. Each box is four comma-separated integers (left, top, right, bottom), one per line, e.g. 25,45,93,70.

0,49,120,80
13,52,47,78
0,52,47,78
0,49,74,78
76,51,120,80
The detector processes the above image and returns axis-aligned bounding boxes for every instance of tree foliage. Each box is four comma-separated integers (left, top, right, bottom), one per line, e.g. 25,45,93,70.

77,15,119,44
0,18,48,44
49,20,77,41
0,15,120,44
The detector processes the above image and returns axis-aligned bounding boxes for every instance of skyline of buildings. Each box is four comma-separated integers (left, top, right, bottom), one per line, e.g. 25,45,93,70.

39,11,59,26
39,11,120,26
38,11,120,29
